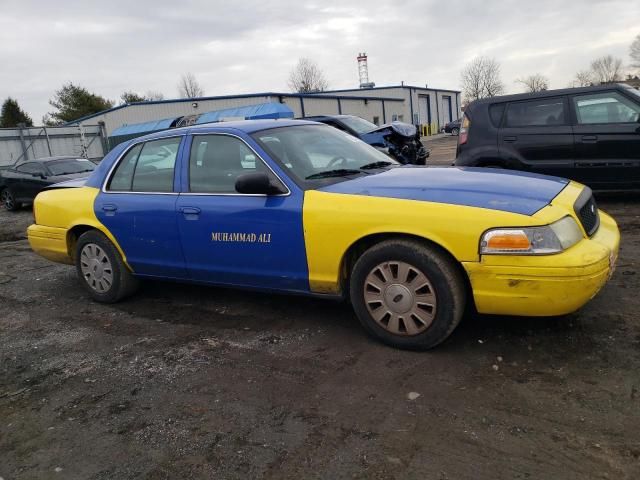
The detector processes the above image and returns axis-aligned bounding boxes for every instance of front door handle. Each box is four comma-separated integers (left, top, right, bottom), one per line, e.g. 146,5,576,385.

581,135,598,143
180,206,201,220
503,136,517,143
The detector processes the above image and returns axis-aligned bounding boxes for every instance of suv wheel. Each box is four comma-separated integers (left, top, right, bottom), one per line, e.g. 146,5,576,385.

349,239,466,350
76,230,139,303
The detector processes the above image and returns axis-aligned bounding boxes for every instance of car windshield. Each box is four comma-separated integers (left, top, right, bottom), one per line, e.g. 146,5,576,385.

46,158,95,176
252,125,398,184
339,116,378,134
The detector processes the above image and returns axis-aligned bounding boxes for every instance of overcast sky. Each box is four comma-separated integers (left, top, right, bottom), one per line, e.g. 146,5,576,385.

0,0,638,122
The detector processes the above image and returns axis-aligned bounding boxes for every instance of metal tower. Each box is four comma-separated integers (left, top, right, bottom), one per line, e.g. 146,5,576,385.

357,53,375,89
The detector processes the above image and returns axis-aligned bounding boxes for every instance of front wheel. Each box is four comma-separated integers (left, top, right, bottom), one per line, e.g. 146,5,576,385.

451,127,460,136
1,188,18,211
75,230,139,303
349,239,466,350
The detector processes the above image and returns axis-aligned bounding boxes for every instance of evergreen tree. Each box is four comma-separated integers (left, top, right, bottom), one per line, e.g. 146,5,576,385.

0,97,33,128
46,83,114,124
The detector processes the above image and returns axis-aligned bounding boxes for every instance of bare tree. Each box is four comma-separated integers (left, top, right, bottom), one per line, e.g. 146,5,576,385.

145,90,165,101
515,74,549,93
631,34,640,69
590,55,623,84
460,57,505,102
288,58,329,93
572,70,594,87
178,73,205,98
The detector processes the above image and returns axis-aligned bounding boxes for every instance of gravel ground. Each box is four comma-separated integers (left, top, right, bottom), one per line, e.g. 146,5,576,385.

1,140,639,479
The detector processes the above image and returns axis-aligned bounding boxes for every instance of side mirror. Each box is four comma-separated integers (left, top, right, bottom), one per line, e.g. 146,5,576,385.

235,172,286,195
32,172,46,179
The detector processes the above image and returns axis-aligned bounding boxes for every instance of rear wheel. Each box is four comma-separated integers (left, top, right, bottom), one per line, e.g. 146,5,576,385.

75,230,138,303
349,239,466,350
451,127,460,136
1,188,18,211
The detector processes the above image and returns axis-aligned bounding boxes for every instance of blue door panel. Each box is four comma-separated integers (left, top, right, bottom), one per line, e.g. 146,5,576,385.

176,194,309,291
95,194,187,278
175,132,309,292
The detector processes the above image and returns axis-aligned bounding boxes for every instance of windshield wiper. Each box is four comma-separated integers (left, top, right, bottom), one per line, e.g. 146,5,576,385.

359,161,394,170
305,169,366,180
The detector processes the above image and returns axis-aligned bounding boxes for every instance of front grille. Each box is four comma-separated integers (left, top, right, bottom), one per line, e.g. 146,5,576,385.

574,187,600,236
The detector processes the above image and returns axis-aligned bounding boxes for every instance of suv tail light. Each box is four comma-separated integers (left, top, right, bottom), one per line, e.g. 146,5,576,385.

459,114,470,145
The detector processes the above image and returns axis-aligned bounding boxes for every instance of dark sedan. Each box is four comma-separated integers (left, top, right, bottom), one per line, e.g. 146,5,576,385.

443,118,461,135
303,114,429,165
0,156,96,211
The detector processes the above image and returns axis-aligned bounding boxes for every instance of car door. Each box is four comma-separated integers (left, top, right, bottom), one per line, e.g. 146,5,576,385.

95,136,188,278
498,96,576,180
14,163,47,200
175,132,309,292
570,90,640,189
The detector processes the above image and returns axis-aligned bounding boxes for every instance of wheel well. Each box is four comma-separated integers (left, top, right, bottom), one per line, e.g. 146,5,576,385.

475,158,506,168
338,233,475,311
67,225,97,261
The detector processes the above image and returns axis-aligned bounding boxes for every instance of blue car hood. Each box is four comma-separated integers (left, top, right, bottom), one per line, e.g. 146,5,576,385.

318,166,569,216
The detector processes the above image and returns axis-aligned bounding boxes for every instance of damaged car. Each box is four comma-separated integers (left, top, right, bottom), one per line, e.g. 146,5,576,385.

304,114,429,165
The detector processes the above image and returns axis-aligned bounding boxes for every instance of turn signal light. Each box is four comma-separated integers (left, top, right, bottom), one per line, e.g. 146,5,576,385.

484,230,531,251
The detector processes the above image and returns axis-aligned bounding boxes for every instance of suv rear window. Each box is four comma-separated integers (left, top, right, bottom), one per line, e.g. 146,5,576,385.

505,98,566,127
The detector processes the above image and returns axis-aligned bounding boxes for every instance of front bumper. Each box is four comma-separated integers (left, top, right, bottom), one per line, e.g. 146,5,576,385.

462,210,619,317
27,224,73,265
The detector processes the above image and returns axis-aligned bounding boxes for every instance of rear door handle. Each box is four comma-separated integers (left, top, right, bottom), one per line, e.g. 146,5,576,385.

101,204,117,216
503,136,517,143
581,135,598,143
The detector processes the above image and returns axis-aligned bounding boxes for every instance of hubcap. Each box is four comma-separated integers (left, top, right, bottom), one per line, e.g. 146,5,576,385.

80,243,113,293
364,261,437,336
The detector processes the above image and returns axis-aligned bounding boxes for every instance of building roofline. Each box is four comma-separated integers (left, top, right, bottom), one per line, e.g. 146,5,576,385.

313,85,462,95
66,91,405,125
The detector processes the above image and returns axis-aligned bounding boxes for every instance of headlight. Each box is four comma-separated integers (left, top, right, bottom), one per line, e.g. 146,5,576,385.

480,216,583,255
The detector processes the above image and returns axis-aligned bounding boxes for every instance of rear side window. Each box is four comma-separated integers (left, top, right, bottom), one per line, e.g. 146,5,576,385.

16,162,46,175
573,92,640,124
505,98,566,127
489,104,506,127
107,137,181,192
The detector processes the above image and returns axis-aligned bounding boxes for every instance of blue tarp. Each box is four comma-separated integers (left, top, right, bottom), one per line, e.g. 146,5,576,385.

195,102,293,124
110,117,178,137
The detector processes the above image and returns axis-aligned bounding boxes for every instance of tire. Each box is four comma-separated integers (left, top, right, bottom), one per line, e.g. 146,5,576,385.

1,188,19,211
349,239,466,350
75,230,139,303
451,127,460,136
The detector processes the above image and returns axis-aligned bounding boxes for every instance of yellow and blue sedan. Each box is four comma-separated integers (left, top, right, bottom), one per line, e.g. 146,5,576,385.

27,120,619,349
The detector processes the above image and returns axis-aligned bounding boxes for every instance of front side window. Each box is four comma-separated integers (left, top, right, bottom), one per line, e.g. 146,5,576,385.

252,124,398,184
189,135,274,193
573,92,640,124
505,98,566,127
107,137,180,192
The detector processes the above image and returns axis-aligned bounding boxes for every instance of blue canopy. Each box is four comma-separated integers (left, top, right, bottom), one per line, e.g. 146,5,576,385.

110,117,179,137
195,102,293,124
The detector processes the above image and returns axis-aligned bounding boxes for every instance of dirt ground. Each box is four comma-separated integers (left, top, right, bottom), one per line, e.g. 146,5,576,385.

1,136,639,479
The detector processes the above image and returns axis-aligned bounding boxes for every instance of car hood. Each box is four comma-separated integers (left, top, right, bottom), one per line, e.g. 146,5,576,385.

364,121,417,139
318,166,569,216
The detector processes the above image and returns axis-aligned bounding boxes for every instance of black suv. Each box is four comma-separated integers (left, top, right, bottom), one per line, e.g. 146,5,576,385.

455,84,640,189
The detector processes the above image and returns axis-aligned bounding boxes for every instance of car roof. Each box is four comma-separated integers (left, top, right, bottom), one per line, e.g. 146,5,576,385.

135,118,321,143
302,115,356,121
15,156,79,166
471,83,634,106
